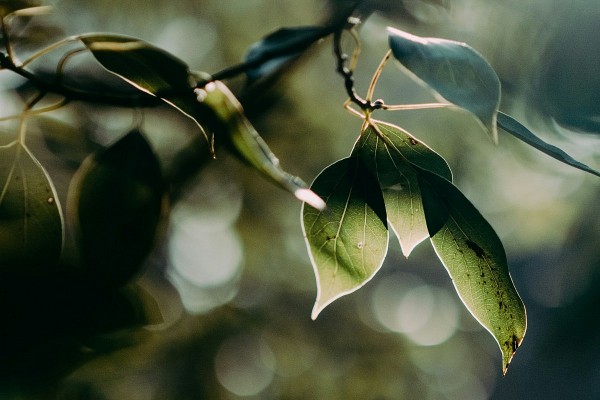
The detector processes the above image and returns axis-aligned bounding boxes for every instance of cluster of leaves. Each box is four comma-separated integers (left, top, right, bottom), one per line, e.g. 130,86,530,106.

1,2,598,375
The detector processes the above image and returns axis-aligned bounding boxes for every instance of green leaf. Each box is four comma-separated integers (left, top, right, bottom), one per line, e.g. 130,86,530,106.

497,111,600,178
80,34,192,95
69,130,165,287
352,119,451,256
302,157,388,319
0,142,63,271
388,27,501,142
417,168,526,374
244,26,329,84
196,81,325,210
80,34,213,145
0,2,48,17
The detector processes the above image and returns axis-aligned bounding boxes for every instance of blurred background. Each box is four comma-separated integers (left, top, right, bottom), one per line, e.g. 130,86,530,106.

1,0,599,398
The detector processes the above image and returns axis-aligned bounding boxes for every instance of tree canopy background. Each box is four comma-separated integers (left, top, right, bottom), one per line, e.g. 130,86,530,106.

1,0,599,399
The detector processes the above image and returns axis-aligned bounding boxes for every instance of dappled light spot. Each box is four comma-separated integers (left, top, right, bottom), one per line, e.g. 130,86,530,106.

404,287,459,346
214,334,276,397
370,272,425,332
168,222,243,314
370,273,459,346
154,17,216,68
167,168,244,314
409,342,496,400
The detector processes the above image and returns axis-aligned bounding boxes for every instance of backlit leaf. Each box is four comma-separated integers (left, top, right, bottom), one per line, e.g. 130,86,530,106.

352,119,451,256
69,130,165,287
0,142,63,271
196,81,325,210
388,27,501,142
497,111,600,178
303,157,388,319
418,168,526,374
245,26,329,84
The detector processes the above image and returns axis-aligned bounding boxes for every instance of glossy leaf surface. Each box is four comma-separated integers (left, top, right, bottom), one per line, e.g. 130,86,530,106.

352,120,451,256
0,142,63,271
388,28,501,141
245,26,329,84
303,157,388,319
197,81,325,210
418,168,526,374
69,130,165,287
497,111,600,178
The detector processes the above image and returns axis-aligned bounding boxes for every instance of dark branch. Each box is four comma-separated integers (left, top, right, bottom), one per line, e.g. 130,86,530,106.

332,24,383,112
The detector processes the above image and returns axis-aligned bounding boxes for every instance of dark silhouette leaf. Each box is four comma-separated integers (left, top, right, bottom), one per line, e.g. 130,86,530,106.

245,26,329,84
303,157,388,319
418,168,526,374
80,34,192,95
69,130,165,287
0,142,63,272
388,27,501,142
497,111,600,178
80,34,213,145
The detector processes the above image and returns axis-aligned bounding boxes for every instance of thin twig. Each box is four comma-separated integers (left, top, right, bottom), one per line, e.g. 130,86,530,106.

381,102,453,111
366,50,391,102
333,29,369,110
0,98,69,123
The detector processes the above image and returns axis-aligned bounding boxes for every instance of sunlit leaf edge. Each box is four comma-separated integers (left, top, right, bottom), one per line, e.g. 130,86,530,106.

302,157,389,320
497,111,600,178
417,168,527,374
387,27,501,142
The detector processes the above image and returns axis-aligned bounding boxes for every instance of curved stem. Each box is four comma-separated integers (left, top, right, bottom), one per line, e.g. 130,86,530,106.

0,15,14,62
20,36,81,67
0,98,69,123
348,27,361,73
366,50,391,102
343,98,366,119
381,102,453,111
55,47,87,85
18,91,46,144
334,29,369,110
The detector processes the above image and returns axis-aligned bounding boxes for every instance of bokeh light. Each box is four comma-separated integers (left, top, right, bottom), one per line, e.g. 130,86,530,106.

214,334,276,397
167,166,244,314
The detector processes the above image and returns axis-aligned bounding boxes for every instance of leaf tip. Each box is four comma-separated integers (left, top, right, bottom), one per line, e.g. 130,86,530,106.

295,188,326,211
310,304,322,321
501,332,525,376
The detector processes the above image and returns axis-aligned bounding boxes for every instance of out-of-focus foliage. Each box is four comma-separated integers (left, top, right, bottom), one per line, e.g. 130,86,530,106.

1,0,599,399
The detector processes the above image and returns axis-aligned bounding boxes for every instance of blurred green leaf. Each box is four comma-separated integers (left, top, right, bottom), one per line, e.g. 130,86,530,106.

417,168,526,374
302,157,388,319
244,26,329,84
69,129,165,287
36,116,98,167
0,1,41,17
352,119,451,256
497,111,600,178
388,27,501,142
197,81,325,210
0,142,63,271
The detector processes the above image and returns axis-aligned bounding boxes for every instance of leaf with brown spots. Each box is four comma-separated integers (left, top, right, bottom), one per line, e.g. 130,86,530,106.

417,168,527,374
